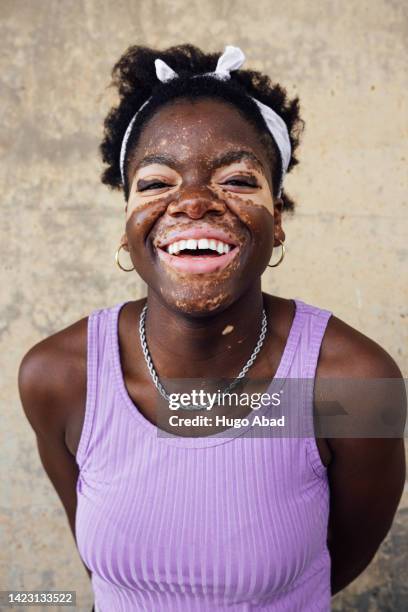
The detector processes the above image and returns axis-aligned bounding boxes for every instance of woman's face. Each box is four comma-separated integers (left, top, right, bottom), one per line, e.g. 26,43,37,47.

122,97,285,315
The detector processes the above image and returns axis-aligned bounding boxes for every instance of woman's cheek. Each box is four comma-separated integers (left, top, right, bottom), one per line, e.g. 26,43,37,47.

228,200,274,250
210,185,273,225
216,193,275,267
211,184,274,216
126,193,154,222
125,197,169,246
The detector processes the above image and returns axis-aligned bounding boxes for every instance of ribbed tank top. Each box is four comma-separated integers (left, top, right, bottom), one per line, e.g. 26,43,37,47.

75,298,333,611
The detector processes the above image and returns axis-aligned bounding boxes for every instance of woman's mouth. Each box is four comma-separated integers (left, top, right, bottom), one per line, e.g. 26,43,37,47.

155,235,240,274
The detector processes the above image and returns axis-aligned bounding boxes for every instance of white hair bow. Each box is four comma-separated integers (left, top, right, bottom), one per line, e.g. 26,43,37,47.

155,45,245,83
120,45,291,196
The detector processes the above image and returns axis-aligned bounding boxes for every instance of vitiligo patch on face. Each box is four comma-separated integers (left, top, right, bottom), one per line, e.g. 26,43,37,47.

126,182,275,221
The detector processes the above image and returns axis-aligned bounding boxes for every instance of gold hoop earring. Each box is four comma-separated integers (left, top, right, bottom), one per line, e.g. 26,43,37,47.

267,239,285,268
115,243,134,272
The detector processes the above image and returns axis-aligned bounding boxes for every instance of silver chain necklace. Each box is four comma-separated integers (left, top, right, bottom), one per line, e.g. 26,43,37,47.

139,303,268,411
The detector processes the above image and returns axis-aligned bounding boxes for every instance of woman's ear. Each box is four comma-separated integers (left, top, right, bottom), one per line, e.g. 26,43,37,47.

120,233,129,251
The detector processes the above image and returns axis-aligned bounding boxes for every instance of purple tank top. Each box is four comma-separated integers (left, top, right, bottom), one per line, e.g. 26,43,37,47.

75,298,333,611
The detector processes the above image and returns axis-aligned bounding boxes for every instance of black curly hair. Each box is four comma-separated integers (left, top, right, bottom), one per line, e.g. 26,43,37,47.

100,44,304,213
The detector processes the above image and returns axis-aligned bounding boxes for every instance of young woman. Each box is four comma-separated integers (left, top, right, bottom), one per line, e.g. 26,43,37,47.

18,44,405,611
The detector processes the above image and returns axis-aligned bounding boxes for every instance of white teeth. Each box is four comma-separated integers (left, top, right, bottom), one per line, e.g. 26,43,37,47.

165,237,233,255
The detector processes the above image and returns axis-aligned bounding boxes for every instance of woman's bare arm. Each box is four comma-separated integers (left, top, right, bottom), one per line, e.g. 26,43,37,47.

17,324,92,581
317,316,406,595
327,435,405,595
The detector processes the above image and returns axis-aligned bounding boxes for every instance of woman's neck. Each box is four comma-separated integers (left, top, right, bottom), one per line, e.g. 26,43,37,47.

143,282,266,379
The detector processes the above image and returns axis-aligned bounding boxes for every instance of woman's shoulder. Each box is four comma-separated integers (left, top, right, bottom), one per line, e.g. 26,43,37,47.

18,298,139,375
18,311,91,386
18,304,110,445
263,292,402,379
18,314,90,447
18,299,144,440
290,297,405,457
316,308,404,434
318,309,402,380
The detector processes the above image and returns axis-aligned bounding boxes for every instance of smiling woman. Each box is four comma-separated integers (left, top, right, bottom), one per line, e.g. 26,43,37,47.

18,44,406,612
120,94,284,312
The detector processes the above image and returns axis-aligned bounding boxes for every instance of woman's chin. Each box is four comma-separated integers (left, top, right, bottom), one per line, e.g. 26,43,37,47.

161,290,234,318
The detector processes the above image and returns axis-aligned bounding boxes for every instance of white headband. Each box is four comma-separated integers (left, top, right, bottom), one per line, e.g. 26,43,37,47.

119,45,291,196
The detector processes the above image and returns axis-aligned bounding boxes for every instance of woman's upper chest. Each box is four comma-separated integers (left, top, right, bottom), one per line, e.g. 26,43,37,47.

65,299,339,463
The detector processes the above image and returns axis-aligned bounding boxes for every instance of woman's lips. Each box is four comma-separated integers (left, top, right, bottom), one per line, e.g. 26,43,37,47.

157,227,239,248
156,246,239,274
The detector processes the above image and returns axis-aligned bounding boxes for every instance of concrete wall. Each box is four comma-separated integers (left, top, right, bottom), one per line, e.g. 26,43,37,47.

1,0,406,609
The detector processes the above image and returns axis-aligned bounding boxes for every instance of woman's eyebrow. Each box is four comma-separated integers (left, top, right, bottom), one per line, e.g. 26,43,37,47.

212,150,265,173
134,154,177,173
134,150,265,174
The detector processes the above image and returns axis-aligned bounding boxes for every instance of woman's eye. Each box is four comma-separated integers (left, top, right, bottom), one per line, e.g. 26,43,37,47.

137,177,259,192
223,177,259,188
138,180,171,191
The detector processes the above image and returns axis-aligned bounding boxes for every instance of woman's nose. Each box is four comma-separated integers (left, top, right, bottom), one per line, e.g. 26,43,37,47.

167,188,227,220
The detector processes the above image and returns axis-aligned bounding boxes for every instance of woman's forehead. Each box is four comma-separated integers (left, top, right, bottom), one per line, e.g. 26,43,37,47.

130,98,272,175
138,99,260,142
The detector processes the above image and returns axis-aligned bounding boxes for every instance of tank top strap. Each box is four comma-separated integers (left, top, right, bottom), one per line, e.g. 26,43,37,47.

291,298,333,378
291,299,333,478
75,305,115,470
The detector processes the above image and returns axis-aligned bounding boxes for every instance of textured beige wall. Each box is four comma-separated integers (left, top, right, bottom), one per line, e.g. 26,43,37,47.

2,0,407,610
